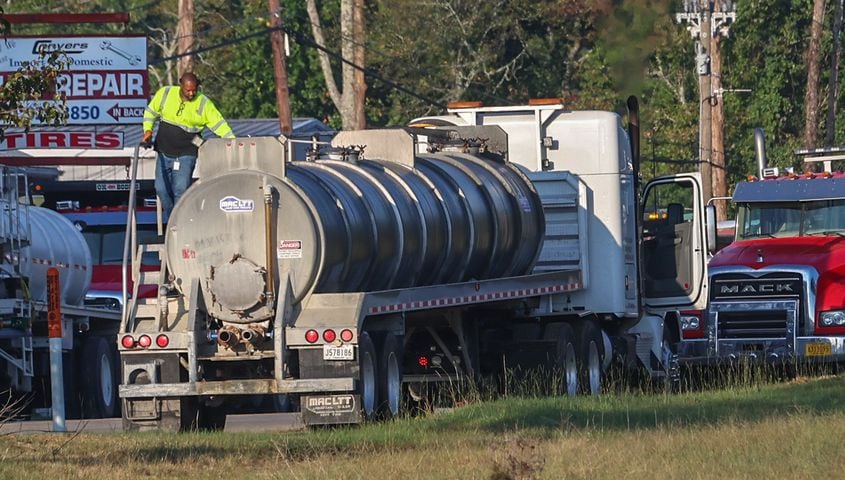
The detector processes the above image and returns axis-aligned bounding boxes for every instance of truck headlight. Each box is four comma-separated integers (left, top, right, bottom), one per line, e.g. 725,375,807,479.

680,314,700,330
820,311,845,326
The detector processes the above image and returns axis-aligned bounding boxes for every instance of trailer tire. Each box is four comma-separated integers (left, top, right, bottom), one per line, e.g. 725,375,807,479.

577,321,605,396
80,336,119,418
62,350,81,419
378,333,404,419
358,332,379,420
554,324,579,396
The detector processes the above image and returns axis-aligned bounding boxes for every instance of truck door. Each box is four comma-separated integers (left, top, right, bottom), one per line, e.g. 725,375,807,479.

640,174,708,309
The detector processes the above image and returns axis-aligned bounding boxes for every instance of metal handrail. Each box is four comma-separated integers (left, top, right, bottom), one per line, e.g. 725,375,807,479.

120,145,142,331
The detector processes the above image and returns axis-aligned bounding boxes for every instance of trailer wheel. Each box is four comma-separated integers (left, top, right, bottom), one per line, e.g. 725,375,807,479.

81,336,119,418
578,321,605,396
358,332,379,419
555,324,579,396
379,333,404,418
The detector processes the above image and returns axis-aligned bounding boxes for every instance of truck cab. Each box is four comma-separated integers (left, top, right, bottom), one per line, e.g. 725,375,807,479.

32,179,161,309
678,151,845,364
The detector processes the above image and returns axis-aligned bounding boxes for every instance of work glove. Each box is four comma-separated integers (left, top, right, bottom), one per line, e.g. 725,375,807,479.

140,130,153,148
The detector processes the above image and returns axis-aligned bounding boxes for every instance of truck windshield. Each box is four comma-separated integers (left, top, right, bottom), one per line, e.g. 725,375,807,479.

84,226,161,265
737,200,845,238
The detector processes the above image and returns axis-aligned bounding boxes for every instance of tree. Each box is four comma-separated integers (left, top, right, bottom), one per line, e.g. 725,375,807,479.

803,0,825,150
0,9,68,137
828,0,844,146
306,0,366,129
722,0,812,172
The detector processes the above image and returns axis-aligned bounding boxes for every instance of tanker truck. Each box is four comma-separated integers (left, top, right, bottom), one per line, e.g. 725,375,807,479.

0,168,124,419
677,131,845,367
118,99,712,431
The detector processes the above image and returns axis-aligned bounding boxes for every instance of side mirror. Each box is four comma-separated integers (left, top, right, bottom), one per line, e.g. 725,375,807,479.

705,204,717,255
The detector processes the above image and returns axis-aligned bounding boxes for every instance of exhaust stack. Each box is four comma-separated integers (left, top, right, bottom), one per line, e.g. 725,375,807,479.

754,128,767,178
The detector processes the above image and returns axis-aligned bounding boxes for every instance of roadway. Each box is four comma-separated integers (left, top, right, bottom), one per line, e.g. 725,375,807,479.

0,412,304,434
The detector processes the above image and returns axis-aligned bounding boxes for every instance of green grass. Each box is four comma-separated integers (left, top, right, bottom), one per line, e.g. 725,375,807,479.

3,374,845,479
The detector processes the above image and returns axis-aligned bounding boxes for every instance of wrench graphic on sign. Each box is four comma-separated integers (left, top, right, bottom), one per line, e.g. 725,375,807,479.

100,40,141,66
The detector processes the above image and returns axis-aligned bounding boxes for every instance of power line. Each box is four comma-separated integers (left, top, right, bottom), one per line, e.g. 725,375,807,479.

149,26,277,65
151,24,446,109
284,26,446,109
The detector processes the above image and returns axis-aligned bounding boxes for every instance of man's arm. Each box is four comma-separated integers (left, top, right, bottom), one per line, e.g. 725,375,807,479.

142,87,167,141
202,97,235,139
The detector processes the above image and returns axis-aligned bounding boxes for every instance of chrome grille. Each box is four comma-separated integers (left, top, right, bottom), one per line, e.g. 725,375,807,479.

711,272,803,340
717,310,788,339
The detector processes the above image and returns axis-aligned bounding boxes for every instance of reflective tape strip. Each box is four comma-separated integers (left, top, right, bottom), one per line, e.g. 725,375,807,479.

367,283,582,315
25,258,87,270
209,119,226,132
197,97,207,116
159,86,174,111
144,106,159,118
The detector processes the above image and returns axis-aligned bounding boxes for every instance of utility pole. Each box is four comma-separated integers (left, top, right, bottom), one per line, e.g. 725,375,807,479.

176,0,195,77
676,1,736,206
268,0,293,134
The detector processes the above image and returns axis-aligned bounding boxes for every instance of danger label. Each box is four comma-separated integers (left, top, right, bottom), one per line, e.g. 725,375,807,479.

278,240,303,259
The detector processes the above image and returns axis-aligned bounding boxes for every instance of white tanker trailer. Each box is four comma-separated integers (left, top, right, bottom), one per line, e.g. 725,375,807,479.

119,99,713,430
0,169,123,420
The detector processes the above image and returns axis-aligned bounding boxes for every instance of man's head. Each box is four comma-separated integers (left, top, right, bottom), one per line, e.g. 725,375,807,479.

179,72,200,101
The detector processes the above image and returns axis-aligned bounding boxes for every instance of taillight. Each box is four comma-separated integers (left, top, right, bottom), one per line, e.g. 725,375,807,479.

156,334,170,348
305,329,319,343
340,329,354,342
138,335,152,348
323,329,336,343
417,356,429,368
121,335,135,348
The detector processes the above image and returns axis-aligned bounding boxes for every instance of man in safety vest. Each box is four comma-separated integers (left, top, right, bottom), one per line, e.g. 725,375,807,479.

142,72,235,216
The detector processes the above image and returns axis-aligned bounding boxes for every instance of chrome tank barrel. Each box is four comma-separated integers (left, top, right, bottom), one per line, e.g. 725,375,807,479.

165,135,544,324
16,205,93,305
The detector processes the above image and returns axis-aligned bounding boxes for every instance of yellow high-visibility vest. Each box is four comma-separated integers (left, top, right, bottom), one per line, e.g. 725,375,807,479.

143,86,234,139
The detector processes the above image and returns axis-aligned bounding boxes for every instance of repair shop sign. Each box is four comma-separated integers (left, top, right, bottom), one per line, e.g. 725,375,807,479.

0,131,124,150
0,35,148,124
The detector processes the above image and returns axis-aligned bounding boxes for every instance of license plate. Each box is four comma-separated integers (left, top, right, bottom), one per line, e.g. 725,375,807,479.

323,344,354,361
806,343,832,356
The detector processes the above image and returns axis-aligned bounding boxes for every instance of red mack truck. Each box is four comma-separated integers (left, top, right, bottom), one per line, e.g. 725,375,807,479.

677,130,845,366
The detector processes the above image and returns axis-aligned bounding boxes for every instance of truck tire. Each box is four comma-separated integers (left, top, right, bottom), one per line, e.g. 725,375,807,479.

555,324,579,396
62,350,81,419
577,321,605,396
358,332,379,419
378,333,404,418
80,336,119,418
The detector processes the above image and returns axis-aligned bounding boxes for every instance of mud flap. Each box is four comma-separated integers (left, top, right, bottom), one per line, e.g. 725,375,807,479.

301,394,361,426
124,397,160,420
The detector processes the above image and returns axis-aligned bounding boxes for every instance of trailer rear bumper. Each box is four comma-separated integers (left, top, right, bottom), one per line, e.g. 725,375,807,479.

119,377,354,398
678,337,845,365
